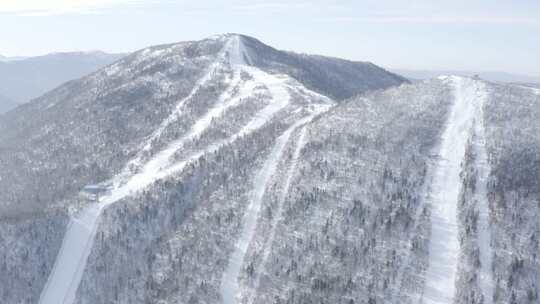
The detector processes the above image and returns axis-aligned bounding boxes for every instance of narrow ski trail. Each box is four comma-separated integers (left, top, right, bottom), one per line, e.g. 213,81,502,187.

117,37,239,184
220,109,328,304
39,36,306,304
422,77,489,304
247,127,309,304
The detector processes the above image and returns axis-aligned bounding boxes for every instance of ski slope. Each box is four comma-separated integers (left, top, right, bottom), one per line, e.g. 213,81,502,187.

37,204,102,304
139,38,232,153
220,108,328,304
422,77,486,304
246,126,309,304
38,35,307,304
228,34,252,66
119,35,249,180
220,122,296,304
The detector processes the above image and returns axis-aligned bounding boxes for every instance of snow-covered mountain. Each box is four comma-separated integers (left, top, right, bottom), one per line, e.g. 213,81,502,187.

1,34,538,304
0,51,125,113
0,33,406,304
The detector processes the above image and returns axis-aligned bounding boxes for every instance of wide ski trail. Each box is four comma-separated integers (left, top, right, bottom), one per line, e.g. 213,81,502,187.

37,204,102,304
422,77,487,304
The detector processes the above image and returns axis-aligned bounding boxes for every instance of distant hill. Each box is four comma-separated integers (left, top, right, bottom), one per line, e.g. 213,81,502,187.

0,94,17,114
392,68,540,83
0,54,29,62
0,51,126,113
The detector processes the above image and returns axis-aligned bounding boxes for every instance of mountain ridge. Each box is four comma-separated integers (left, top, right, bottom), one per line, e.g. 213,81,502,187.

0,51,126,113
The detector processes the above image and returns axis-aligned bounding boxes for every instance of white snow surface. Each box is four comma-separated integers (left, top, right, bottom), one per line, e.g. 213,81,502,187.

220,107,329,304
422,77,488,304
37,204,102,304
229,35,252,66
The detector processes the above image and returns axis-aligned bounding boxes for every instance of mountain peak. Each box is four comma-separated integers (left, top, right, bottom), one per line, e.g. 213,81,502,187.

206,33,251,41
224,34,253,66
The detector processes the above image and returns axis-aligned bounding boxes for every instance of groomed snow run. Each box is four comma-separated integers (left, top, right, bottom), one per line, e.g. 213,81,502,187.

39,35,301,304
121,34,243,178
220,106,329,304
37,204,103,304
247,126,309,304
422,76,487,304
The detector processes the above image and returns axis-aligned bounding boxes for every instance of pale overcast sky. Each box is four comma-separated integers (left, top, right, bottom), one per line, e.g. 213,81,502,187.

1,0,539,76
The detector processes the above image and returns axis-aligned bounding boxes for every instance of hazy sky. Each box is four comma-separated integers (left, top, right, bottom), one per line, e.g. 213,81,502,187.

1,0,539,76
